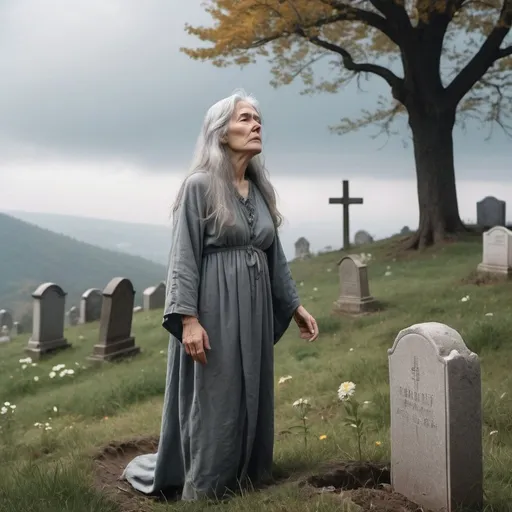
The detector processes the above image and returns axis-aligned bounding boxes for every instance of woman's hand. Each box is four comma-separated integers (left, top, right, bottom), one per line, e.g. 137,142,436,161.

293,305,319,342
182,316,211,365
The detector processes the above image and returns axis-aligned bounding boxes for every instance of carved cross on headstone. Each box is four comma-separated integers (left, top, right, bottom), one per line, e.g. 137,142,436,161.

328,180,363,250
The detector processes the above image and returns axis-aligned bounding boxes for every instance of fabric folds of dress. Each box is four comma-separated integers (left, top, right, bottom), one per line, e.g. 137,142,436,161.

122,172,300,500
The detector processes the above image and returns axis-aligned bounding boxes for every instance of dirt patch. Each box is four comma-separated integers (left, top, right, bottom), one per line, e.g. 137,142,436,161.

92,435,173,512
306,461,431,512
460,269,509,286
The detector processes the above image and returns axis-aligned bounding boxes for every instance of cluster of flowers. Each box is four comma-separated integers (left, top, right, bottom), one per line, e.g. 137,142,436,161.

0,402,16,415
49,364,75,379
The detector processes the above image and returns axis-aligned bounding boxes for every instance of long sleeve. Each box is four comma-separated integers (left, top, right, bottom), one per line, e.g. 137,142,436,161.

265,231,301,344
162,173,208,342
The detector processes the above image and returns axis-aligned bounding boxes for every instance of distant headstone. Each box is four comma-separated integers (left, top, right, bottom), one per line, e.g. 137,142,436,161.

143,282,166,311
25,283,71,359
67,306,79,326
294,237,311,260
477,226,512,276
79,288,103,323
400,226,412,235
12,322,22,336
133,306,143,313
333,255,377,314
354,230,374,245
88,277,140,362
476,196,505,228
388,322,482,511
0,325,10,343
0,309,13,331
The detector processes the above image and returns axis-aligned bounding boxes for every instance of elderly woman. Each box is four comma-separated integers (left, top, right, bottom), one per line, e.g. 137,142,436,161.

122,90,319,501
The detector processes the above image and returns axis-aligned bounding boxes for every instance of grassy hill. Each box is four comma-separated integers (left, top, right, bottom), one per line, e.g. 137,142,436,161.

1,234,510,511
0,213,166,322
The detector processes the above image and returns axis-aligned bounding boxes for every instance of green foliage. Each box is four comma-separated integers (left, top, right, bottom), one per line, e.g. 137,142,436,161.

0,213,166,317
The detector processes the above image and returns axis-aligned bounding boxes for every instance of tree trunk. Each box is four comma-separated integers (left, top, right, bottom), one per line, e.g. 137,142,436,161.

406,106,467,250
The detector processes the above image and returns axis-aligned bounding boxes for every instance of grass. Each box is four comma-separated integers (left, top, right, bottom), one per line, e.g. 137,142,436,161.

1,233,512,511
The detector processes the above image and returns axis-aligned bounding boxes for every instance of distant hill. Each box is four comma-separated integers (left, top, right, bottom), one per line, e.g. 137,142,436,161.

4,210,171,265
0,213,166,323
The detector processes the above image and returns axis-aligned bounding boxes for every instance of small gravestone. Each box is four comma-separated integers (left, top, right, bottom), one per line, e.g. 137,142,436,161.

25,283,71,359
476,196,505,228
477,226,512,276
0,325,10,343
67,306,79,326
333,255,377,314
143,282,166,310
294,237,311,260
354,230,374,245
79,288,103,323
12,322,22,336
0,309,13,331
88,277,140,362
388,322,482,511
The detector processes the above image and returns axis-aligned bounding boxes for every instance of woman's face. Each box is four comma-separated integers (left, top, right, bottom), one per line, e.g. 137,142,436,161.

223,101,262,156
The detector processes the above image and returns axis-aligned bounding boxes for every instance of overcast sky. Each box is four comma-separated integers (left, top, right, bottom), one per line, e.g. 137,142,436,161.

0,0,510,257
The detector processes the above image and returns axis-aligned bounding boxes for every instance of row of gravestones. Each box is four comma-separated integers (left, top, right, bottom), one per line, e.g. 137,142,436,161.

0,281,166,342
333,225,512,316
0,278,167,361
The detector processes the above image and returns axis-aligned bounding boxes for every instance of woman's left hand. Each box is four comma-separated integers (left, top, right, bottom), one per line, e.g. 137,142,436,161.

293,305,319,342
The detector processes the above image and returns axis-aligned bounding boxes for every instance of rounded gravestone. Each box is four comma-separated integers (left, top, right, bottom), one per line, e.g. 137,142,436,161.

354,230,374,246
0,309,14,331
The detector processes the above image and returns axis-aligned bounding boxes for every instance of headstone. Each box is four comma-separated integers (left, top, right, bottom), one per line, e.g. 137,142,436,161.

0,309,13,331
25,283,71,358
354,230,374,245
0,325,10,343
388,322,482,512
142,282,166,310
67,306,79,326
294,237,311,260
476,196,505,228
477,226,512,276
88,277,140,362
400,226,412,235
133,306,143,313
333,255,377,314
79,288,103,323
12,321,22,336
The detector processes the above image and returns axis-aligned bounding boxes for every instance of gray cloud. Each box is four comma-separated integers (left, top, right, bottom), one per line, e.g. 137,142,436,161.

0,0,509,180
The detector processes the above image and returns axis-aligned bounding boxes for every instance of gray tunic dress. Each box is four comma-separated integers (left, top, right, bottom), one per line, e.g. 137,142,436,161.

122,172,300,501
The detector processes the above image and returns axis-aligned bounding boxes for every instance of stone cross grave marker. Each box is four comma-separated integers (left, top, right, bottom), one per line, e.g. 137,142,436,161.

25,283,71,359
80,288,103,323
476,196,505,228
477,226,512,276
67,306,79,326
88,277,140,362
388,322,482,511
142,282,166,311
0,309,13,332
328,180,363,250
294,237,311,260
333,255,376,314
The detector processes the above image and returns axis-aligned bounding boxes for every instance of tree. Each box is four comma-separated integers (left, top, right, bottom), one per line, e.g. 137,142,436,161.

181,0,512,248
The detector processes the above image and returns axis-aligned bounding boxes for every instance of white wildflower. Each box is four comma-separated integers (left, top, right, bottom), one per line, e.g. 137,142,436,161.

350,423,358,428
31,363,37,367
0,407,7,415
33,376,39,382
293,398,309,408
349,348,354,352
21,364,27,370
500,392,507,399
338,381,356,401
278,375,293,384
461,295,470,302
384,271,392,277
52,364,66,372
313,287,318,292
363,400,371,405
485,312,494,317
9,405,15,409
4,402,10,406
490,430,498,436
49,371,56,379
53,406,58,413
326,268,332,272
19,357,32,364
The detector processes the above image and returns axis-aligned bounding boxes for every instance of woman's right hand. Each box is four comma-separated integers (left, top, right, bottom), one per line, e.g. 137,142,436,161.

182,316,210,365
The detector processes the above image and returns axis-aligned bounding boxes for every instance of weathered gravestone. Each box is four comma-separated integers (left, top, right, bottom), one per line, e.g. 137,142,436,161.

294,237,311,260
12,321,22,336
88,277,140,362
143,282,166,311
477,226,512,276
333,255,377,314
79,288,103,323
67,306,79,326
476,196,506,228
0,309,13,331
0,325,10,343
25,283,71,358
388,322,482,512
354,230,374,245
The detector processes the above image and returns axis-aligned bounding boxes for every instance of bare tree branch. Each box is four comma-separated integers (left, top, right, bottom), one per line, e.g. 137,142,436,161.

497,45,512,59
446,0,512,104
293,26,405,98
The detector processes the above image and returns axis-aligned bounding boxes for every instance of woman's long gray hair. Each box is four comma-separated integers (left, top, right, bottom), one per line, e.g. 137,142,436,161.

172,89,283,233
